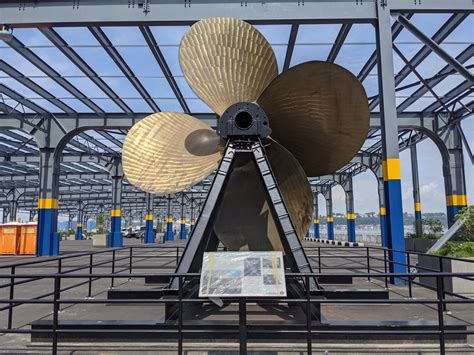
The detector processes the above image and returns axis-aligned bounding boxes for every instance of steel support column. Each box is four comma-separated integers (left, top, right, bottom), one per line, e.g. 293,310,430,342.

7,189,18,222
377,175,388,248
67,213,74,235
376,4,406,282
75,201,83,240
36,148,60,256
323,189,334,241
410,144,423,235
2,208,8,224
166,195,174,241
313,193,320,239
190,198,195,233
343,177,356,243
444,127,468,226
180,194,186,240
144,193,155,244
108,161,123,248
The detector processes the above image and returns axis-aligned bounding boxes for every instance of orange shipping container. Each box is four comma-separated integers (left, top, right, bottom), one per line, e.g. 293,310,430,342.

0,223,21,255
18,223,37,255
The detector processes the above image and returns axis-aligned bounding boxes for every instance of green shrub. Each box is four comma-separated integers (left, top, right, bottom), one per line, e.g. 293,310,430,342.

406,233,439,240
454,206,474,242
431,242,474,258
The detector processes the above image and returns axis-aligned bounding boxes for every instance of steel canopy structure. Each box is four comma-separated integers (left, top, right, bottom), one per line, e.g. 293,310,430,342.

0,1,471,274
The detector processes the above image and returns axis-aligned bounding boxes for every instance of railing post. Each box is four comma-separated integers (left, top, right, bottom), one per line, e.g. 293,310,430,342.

88,254,93,298
111,250,116,288
239,298,247,355
318,247,321,273
176,247,179,266
129,247,133,276
438,256,446,311
383,249,388,289
436,275,446,355
407,252,413,298
178,275,183,355
52,276,61,355
306,275,312,354
366,247,371,282
8,266,15,329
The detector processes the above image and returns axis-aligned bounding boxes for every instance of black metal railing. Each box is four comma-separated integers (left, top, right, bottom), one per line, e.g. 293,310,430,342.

0,244,472,354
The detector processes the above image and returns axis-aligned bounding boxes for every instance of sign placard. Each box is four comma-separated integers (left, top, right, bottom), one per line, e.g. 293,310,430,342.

199,251,286,297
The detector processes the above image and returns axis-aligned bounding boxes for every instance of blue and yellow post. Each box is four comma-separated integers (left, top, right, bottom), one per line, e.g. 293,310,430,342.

380,207,387,247
166,195,174,241
37,198,59,256
179,194,187,240
343,177,356,243
144,193,155,244
166,217,174,241
190,219,195,233
109,209,122,247
75,223,83,240
144,214,154,243
383,158,406,282
446,195,467,227
180,219,186,240
313,218,320,239
313,193,320,239
347,213,356,243
410,145,423,235
327,217,334,240
376,6,406,284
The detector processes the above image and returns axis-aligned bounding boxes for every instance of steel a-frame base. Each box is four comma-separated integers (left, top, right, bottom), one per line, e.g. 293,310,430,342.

167,138,321,321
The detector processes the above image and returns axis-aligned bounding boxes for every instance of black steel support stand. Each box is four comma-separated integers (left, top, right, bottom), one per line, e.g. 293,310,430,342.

167,138,320,321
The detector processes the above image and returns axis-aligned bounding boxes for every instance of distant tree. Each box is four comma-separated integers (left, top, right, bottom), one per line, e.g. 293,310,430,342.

425,218,443,236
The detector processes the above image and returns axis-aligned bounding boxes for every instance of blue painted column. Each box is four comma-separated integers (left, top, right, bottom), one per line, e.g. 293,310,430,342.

313,193,320,239
75,201,83,240
410,144,423,235
179,194,187,240
144,193,155,244
324,188,334,241
343,177,356,243
166,195,174,241
108,160,123,248
189,198,195,234
37,148,60,256
377,175,388,248
376,6,406,284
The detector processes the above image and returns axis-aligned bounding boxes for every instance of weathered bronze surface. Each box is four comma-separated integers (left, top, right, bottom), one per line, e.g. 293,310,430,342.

258,61,369,177
122,112,222,195
179,17,278,116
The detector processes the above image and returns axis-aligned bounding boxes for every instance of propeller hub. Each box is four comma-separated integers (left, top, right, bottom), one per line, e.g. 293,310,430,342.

217,102,271,139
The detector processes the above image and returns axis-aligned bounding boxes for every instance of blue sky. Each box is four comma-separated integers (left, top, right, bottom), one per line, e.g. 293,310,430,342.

0,14,472,219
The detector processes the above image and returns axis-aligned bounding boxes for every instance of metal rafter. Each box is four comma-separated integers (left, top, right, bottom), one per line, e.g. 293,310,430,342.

5,36,105,115
283,24,299,72
88,26,160,112
38,28,132,114
369,13,468,110
139,25,190,113
327,24,351,63
0,60,76,115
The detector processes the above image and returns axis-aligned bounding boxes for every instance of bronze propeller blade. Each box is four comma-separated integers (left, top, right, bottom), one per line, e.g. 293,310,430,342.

179,17,278,116
122,112,223,195
257,61,370,177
